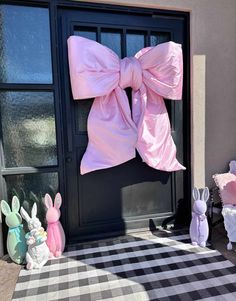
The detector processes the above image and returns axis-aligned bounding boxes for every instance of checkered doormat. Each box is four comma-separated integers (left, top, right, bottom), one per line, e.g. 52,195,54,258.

13,230,236,301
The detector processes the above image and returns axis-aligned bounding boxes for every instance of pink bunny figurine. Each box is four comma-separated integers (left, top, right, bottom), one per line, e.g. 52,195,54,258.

44,193,66,257
190,187,209,247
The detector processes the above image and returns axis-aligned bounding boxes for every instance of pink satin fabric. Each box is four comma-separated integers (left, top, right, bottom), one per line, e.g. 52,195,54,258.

67,36,185,174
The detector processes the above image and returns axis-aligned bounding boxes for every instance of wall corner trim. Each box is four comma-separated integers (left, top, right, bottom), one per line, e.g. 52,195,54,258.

192,55,206,189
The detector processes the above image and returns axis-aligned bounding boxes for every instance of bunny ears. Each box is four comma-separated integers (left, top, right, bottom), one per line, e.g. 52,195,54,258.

1,193,62,220
44,193,62,209
20,203,37,222
192,187,209,202
1,196,20,216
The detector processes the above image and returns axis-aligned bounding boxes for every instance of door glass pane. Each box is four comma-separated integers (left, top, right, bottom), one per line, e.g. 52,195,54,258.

150,32,171,46
164,99,172,128
73,28,97,134
0,5,52,83
126,31,146,57
5,172,59,228
75,99,94,133
74,27,97,41
150,32,172,125
0,91,57,167
101,29,122,57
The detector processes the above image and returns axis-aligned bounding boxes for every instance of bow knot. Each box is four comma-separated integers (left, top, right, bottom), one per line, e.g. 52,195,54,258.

119,57,142,90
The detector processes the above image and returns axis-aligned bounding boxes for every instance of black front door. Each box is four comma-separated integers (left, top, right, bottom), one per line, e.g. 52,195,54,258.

58,5,189,241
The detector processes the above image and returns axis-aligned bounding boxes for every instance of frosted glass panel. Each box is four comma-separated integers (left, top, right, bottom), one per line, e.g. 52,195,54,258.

0,5,52,83
6,173,59,228
0,91,57,167
101,30,122,57
126,32,145,57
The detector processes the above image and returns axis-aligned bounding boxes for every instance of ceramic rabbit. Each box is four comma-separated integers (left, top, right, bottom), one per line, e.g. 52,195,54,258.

1,196,27,264
44,193,65,257
190,187,209,247
20,203,50,270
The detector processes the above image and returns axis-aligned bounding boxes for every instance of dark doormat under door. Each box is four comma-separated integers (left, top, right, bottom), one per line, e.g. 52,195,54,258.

13,230,236,301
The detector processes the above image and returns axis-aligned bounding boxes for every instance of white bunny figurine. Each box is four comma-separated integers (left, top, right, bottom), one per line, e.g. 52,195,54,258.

190,187,209,247
20,203,50,270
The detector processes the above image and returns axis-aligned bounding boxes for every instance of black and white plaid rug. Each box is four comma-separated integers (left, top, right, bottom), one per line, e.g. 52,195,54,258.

13,229,236,301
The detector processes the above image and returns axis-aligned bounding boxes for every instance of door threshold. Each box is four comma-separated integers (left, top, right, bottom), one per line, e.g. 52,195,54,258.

66,224,190,245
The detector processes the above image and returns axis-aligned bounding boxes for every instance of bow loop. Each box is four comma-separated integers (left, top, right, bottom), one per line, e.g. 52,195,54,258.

137,42,183,100
68,36,120,99
119,57,142,91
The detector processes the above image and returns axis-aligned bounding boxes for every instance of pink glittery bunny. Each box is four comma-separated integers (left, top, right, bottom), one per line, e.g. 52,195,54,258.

44,193,65,257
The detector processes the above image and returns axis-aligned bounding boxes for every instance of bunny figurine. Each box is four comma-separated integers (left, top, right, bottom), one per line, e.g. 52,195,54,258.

1,196,27,264
190,187,209,247
20,203,50,269
44,193,66,257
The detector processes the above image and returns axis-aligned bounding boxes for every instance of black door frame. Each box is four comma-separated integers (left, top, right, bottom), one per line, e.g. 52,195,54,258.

0,0,191,245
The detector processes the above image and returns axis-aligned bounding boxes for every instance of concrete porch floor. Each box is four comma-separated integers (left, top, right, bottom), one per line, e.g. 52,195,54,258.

1,224,236,301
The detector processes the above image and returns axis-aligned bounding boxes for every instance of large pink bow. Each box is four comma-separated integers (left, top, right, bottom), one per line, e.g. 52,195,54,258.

67,36,185,175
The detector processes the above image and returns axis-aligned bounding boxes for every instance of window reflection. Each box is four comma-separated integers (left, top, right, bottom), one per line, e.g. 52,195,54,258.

5,172,59,228
150,32,171,46
0,91,57,167
126,31,146,57
74,28,97,41
101,29,122,57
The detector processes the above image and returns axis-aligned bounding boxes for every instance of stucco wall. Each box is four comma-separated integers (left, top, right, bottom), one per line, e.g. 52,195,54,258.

77,0,236,189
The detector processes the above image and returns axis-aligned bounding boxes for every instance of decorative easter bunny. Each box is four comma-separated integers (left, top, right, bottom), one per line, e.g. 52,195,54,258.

0,196,27,264
44,193,65,257
229,160,236,174
190,187,209,247
20,203,50,269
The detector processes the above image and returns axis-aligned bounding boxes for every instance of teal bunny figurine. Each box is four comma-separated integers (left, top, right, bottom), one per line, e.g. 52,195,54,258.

1,196,27,264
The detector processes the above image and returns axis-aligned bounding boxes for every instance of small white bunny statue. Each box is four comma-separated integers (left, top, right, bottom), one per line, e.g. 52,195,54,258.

190,187,209,247
20,203,50,270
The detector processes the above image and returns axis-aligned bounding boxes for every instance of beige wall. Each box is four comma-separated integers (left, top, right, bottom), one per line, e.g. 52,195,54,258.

76,0,236,189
